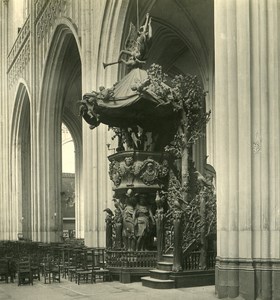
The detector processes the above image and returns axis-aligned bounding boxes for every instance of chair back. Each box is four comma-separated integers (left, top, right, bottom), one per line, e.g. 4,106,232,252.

18,259,31,272
0,258,9,274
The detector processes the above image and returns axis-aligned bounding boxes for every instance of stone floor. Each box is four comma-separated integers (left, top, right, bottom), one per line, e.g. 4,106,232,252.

0,278,218,300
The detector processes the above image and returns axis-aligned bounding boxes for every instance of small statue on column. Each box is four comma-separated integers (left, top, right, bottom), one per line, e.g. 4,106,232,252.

154,191,166,260
113,196,124,249
134,193,155,251
122,189,137,251
104,208,114,249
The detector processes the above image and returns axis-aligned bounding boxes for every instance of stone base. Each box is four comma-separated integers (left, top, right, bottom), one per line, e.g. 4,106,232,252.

215,257,280,300
141,276,176,289
109,267,151,283
170,270,215,288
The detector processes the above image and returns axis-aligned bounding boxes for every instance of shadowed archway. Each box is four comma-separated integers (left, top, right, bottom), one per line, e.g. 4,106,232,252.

37,23,82,242
10,83,31,240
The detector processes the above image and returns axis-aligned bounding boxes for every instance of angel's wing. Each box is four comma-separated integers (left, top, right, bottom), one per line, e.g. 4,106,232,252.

124,22,138,51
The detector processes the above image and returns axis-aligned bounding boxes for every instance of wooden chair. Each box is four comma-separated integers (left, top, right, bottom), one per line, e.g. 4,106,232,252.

30,255,41,281
63,248,76,279
76,248,99,285
0,258,9,283
43,258,60,284
18,259,33,286
68,248,85,283
91,248,111,283
7,257,16,283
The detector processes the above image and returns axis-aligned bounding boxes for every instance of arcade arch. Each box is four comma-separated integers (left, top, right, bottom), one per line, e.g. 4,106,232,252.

37,24,82,242
10,83,31,241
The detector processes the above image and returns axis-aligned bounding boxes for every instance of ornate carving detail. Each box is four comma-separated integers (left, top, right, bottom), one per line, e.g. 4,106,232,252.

7,16,30,78
139,158,169,185
8,40,30,88
36,0,66,41
139,158,160,185
35,0,48,17
103,13,152,70
159,159,169,177
110,190,157,251
109,154,169,188
109,160,121,186
104,208,114,249
119,157,134,186
173,209,183,221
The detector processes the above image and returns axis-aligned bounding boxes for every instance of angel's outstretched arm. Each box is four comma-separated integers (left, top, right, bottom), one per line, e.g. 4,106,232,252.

142,13,150,33
118,49,132,61
148,17,152,39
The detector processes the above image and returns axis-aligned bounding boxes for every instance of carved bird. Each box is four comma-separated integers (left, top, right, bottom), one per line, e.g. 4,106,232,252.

103,208,114,216
126,188,133,197
173,200,182,210
155,191,163,209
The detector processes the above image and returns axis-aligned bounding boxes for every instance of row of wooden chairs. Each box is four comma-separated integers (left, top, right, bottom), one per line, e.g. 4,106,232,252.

0,258,33,285
63,247,110,285
0,243,111,286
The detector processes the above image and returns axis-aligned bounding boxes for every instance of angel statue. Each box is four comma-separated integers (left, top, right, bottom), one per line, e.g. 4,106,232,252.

103,13,152,69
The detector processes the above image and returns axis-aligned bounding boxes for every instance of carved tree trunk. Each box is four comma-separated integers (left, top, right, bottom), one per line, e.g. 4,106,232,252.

181,110,189,204
199,189,207,269
172,211,183,272
172,110,188,272
155,209,164,261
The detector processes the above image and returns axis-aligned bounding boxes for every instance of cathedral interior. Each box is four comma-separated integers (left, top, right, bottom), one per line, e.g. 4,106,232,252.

0,1,280,299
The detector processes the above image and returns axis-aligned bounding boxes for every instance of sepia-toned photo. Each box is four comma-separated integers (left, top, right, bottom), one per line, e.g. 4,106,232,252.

0,0,277,299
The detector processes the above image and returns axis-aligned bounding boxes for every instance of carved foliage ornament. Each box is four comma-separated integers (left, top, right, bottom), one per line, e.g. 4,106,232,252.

8,41,30,88
36,0,66,41
109,160,121,186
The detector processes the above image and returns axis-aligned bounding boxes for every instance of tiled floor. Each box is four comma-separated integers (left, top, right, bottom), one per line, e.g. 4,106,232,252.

0,278,217,300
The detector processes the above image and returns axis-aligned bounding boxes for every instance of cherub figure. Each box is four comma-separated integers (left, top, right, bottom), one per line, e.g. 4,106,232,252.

79,92,101,129
97,86,115,102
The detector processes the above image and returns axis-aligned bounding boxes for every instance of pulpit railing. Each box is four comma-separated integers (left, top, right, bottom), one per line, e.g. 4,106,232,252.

206,250,216,269
183,250,216,270
184,251,200,270
106,250,157,269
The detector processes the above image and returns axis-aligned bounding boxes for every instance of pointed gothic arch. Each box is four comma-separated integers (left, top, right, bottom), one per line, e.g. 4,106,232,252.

10,82,31,240
36,22,82,242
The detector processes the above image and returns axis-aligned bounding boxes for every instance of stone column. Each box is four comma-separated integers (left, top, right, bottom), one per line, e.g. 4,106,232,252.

215,0,280,299
81,0,129,247
0,0,9,240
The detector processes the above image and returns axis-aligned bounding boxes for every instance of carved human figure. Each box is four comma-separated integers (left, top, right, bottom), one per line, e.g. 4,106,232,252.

97,86,114,102
134,194,155,251
140,160,158,185
113,197,123,249
122,189,136,251
103,13,152,70
104,208,114,249
119,13,152,69
119,157,134,186
79,92,101,129
154,191,166,260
